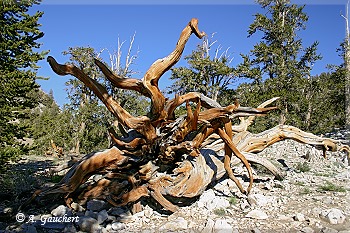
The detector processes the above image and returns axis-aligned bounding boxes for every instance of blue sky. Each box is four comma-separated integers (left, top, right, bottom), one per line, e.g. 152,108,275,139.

30,1,347,107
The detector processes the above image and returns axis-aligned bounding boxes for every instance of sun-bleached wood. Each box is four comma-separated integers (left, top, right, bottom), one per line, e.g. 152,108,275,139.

23,18,350,213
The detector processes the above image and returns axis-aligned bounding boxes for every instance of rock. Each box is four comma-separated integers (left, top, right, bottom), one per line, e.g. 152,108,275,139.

51,205,69,217
141,230,152,233
247,193,275,206
312,207,322,217
109,207,131,217
300,226,314,233
197,189,230,211
252,227,262,233
77,216,99,232
263,182,273,190
87,199,107,212
63,224,77,233
159,217,188,231
321,227,339,233
320,208,346,224
21,224,37,233
85,210,98,219
208,197,230,211
97,209,108,224
214,180,231,195
3,207,13,214
142,216,151,223
105,224,112,231
133,210,145,218
202,218,215,233
93,174,103,182
106,215,117,223
40,222,66,230
143,205,154,218
240,199,250,211
71,202,85,212
294,213,305,221
197,189,216,208
144,209,153,218
277,214,293,221
246,209,268,220
111,222,125,231
323,198,333,205
232,228,240,233
214,219,234,233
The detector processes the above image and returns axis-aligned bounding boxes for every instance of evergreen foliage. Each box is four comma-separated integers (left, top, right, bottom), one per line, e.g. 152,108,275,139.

62,47,111,154
168,35,235,103
235,0,323,131
27,43,149,156
6,1,344,159
62,46,150,154
169,0,345,134
0,0,47,163
28,89,73,155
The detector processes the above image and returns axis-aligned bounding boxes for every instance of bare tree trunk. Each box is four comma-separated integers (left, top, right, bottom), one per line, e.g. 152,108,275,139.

279,98,287,125
75,121,85,155
305,101,312,130
75,92,89,155
304,79,313,130
345,53,350,129
342,1,350,129
346,43,350,129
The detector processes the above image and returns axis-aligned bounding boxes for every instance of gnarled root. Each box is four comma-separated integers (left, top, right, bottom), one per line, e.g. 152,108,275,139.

27,15,349,215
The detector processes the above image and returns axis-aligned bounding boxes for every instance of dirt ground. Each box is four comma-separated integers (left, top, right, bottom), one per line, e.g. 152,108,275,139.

0,138,349,232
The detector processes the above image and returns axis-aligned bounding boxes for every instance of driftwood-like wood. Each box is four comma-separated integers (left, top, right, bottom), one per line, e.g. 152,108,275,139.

23,18,350,213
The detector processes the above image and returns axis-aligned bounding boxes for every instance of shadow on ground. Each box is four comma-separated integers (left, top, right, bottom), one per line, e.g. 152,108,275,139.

0,155,66,229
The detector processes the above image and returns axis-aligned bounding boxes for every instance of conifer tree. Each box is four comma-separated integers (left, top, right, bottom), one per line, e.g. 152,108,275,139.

0,0,47,162
235,0,321,130
169,35,235,103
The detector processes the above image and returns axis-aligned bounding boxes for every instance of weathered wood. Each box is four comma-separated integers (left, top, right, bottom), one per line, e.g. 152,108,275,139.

23,18,350,214
143,18,205,122
47,56,157,142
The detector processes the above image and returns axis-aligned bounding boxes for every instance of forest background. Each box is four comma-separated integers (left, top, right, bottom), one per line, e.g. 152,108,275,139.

1,0,349,164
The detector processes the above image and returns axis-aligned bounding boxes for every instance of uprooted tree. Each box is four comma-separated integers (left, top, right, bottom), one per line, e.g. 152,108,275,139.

23,19,350,213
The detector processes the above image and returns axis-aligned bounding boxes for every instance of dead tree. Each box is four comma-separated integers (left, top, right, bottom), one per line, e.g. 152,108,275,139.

23,18,350,213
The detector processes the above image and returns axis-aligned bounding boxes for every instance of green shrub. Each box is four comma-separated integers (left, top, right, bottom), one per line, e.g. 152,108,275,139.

229,196,238,205
50,175,63,183
299,187,311,195
294,181,305,186
0,146,22,170
295,162,311,173
213,208,226,216
318,181,346,192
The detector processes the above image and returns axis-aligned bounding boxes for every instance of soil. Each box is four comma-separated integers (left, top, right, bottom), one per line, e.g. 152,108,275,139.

0,138,349,233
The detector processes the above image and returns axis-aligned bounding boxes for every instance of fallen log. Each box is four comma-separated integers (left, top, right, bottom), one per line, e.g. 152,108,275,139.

22,18,349,213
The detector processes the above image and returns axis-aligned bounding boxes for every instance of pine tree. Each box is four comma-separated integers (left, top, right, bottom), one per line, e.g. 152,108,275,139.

63,47,109,154
306,72,345,133
0,0,47,162
169,35,235,103
27,89,76,155
63,44,149,154
341,1,350,129
235,0,321,129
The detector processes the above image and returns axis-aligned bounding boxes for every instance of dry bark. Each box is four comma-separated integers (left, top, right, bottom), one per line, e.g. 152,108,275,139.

23,18,350,213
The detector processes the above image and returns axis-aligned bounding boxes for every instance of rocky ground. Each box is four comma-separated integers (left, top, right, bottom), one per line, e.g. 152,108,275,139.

0,130,350,233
